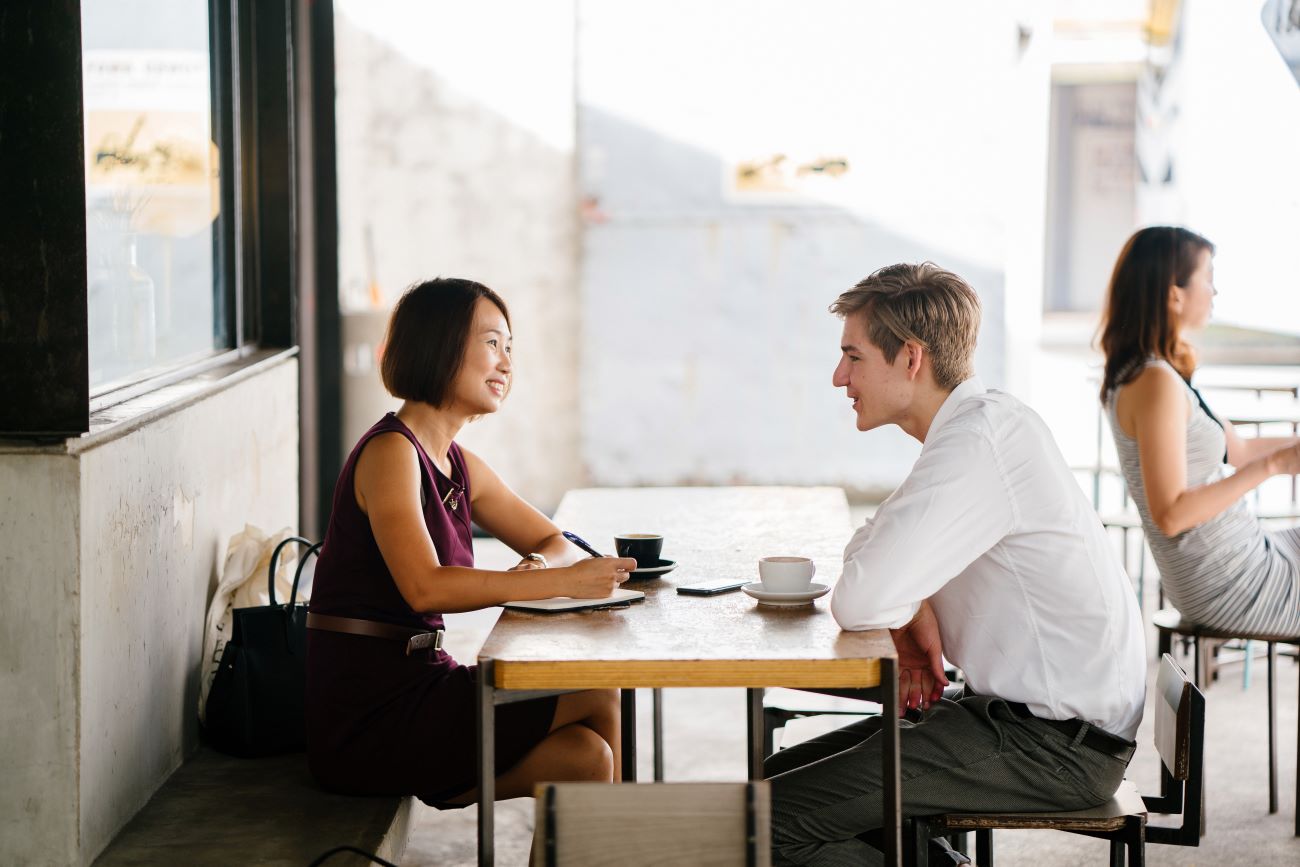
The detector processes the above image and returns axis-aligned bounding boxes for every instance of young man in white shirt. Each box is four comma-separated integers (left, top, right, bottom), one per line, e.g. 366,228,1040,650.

765,263,1147,867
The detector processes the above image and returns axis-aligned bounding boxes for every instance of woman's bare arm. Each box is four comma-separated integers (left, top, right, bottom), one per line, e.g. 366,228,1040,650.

354,433,633,613
460,446,584,570
1124,366,1297,536
1223,421,1299,467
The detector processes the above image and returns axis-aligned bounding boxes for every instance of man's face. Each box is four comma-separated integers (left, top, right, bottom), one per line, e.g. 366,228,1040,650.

832,313,913,432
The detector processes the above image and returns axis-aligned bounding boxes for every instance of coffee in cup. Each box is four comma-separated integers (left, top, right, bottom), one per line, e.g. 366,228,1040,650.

758,556,815,593
615,534,664,568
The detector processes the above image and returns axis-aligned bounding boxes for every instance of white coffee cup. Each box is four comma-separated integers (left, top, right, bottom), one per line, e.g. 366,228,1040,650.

758,556,815,593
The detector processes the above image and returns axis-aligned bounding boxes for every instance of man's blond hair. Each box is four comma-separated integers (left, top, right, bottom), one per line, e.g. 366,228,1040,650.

830,262,980,391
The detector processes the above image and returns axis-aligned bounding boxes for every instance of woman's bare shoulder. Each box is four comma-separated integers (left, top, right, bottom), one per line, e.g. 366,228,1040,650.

1126,361,1186,396
1115,361,1189,435
355,431,420,479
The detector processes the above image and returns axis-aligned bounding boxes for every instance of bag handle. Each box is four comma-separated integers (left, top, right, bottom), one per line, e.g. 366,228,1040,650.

268,535,317,607
289,541,324,608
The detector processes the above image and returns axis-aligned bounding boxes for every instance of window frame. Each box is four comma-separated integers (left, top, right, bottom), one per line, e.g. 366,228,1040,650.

0,0,299,437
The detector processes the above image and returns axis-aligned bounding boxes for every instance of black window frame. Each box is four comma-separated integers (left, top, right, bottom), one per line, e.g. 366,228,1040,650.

0,0,299,437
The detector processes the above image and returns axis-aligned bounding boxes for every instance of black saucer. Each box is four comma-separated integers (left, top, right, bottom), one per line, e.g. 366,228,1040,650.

628,558,677,578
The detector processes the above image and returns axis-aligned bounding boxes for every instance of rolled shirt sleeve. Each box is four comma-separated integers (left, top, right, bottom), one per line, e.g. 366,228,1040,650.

830,424,1017,630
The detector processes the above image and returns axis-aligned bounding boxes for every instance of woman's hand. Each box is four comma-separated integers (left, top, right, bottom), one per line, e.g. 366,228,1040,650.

556,556,637,598
1265,441,1300,476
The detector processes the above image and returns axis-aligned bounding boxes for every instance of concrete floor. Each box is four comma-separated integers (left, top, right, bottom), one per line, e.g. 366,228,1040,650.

402,536,1300,866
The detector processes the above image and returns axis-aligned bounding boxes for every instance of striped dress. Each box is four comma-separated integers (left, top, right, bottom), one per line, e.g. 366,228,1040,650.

1107,358,1300,635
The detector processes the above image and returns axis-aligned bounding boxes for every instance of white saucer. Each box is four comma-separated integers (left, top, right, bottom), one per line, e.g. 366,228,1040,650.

742,582,830,606
629,559,677,578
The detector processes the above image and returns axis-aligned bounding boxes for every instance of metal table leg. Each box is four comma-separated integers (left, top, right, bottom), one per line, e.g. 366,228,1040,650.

477,657,496,866
747,688,765,780
1268,642,1277,813
881,656,902,867
621,688,638,781
653,688,665,781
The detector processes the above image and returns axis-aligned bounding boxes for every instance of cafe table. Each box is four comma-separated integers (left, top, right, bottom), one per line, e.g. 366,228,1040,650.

475,486,902,865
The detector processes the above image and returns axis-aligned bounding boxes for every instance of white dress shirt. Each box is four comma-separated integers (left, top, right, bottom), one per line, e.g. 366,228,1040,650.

831,377,1147,740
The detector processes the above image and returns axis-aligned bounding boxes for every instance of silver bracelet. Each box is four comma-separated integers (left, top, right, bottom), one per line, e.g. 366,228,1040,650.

524,552,549,568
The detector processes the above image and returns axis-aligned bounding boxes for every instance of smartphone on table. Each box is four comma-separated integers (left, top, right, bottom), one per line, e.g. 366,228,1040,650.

676,578,746,596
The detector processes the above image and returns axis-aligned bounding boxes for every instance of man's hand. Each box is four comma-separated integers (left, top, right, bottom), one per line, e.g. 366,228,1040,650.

889,600,948,716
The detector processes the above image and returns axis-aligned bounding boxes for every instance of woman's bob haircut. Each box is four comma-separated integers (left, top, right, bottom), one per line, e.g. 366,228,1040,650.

380,277,511,407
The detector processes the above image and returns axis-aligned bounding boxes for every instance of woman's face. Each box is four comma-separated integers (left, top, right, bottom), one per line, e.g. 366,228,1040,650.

1171,247,1216,332
448,297,512,415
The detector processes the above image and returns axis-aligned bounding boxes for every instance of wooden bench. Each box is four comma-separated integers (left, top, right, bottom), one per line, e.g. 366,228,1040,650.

93,748,412,866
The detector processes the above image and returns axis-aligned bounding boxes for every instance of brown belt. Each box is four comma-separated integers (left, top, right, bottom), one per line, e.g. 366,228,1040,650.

307,612,445,656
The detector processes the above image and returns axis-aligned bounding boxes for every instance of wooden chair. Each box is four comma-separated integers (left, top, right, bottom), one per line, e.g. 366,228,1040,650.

762,687,881,756
762,673,961,757
533,781,770,866
1153,607,1300,834
911,654,1205,867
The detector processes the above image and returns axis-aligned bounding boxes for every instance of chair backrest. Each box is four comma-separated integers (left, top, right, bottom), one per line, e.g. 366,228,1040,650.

1145,653,1206,846
1153,653,1193,779
534,781,771,867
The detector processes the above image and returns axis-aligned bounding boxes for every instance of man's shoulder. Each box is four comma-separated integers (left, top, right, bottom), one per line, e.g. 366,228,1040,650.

942,388,1029,439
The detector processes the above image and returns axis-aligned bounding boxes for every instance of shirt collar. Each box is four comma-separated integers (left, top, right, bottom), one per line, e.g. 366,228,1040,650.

924,376,986,444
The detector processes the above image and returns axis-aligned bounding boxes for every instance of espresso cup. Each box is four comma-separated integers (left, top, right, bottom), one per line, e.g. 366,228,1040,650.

758,556,815,593
614,534,664,568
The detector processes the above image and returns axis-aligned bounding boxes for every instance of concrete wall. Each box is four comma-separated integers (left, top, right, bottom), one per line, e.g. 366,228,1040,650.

332,1,1052,502
0,453,82,866
334,1,581,514
0,358,298,865
1160,0,1300,336
577,1,1051,494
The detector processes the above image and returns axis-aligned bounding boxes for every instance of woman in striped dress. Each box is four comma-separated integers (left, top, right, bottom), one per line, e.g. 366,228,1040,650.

1099,226,1300,634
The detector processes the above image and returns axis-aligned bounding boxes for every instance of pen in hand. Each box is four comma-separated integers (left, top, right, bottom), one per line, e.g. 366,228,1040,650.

562,530,606,558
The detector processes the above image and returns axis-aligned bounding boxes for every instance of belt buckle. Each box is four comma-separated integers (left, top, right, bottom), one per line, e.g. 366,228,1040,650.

405,629,445,656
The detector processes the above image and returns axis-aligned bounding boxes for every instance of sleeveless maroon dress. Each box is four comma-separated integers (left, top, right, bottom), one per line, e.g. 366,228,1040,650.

306,413,557,803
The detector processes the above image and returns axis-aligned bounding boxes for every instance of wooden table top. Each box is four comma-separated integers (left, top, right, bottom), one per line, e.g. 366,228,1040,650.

479,486,894,690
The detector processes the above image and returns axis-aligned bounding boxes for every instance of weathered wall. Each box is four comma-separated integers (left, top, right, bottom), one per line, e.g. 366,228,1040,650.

331,1,1052,501
77,359,299,861
0,358,298,865
0,453,82,866
577,1,1049,494
334,2,581,513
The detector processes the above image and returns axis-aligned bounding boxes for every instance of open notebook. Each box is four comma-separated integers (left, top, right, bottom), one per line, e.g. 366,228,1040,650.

503,586,645,613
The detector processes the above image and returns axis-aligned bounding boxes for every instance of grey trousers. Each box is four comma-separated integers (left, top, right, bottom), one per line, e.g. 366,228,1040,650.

765,695,1131,867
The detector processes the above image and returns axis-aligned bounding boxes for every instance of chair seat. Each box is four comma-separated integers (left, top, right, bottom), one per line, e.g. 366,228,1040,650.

763,687,880,714
1098,511,1143,529
935,779,1146,833
1152,608,1300,645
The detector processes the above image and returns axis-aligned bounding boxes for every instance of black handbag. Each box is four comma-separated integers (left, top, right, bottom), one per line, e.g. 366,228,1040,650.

203,535,321,757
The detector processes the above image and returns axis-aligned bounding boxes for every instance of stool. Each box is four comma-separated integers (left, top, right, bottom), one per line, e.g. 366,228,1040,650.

1153,607,1300,835
913,654,1205,867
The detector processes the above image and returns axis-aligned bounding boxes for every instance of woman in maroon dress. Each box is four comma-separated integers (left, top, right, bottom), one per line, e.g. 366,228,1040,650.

305,278,635,807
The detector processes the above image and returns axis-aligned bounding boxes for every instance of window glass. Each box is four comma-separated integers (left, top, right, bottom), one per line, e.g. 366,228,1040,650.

81,0,223,391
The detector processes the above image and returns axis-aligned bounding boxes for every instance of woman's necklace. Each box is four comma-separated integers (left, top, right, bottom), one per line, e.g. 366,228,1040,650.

437,456,464,512
441,480,463,512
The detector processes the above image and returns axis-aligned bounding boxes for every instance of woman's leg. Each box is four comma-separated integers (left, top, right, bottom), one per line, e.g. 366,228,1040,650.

445,688,621,804
548,689,622,781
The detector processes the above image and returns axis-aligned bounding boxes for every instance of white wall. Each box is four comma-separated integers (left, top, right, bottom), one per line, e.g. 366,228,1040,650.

331,1,1055,501
334,1,581,513
577,1,1052,494
0,359,298,865
1168,0,1300,335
